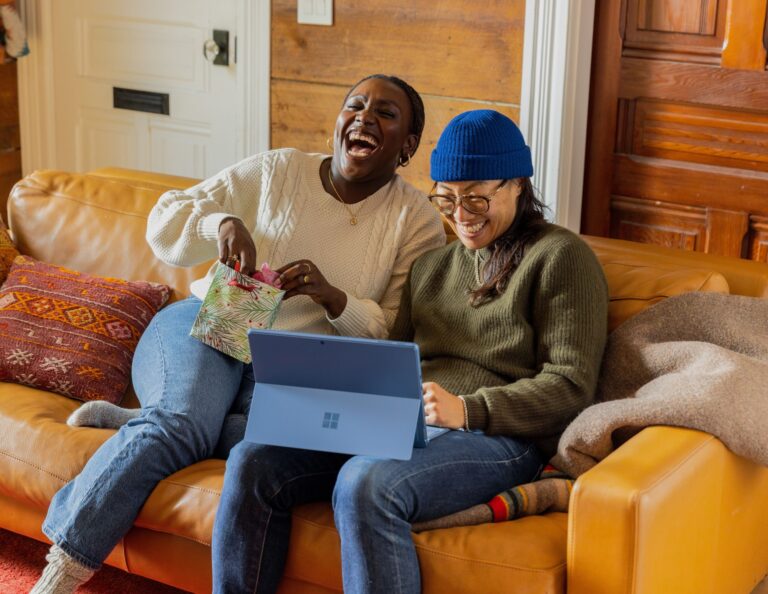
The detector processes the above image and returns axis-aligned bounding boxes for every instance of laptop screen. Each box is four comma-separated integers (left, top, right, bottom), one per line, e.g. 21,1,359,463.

248,330,422,398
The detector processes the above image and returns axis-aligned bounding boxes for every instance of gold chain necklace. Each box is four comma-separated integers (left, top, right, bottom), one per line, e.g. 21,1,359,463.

327,166,364,226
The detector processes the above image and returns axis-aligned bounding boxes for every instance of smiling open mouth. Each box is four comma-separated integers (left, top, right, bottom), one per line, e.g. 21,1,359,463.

346,130,380,158
456,220,488,237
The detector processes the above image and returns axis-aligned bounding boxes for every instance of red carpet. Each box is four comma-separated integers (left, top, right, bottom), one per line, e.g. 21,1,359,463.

0,529,188,593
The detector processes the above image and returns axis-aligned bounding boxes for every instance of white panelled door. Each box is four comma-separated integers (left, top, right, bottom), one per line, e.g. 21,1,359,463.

51,0,242,178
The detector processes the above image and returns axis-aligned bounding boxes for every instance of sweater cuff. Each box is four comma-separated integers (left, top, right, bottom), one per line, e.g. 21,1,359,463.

198,213,238,241
327,292,376,337
462,394,490,431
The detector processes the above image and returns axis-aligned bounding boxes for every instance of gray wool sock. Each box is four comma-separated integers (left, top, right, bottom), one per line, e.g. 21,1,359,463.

30,544,95,594
67,400,141,429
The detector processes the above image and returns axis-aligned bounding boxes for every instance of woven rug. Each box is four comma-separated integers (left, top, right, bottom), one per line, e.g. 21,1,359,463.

0,529,187,593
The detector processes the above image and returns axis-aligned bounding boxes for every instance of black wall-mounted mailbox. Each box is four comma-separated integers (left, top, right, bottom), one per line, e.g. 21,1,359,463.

113,87,170,115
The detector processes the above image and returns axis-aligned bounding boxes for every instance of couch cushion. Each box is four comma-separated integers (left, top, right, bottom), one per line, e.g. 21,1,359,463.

0,255,170,403
284,503,567,594
584,234,768,299
0,381,568,594
0,383,104,507
8,171,212,301
0,382,225,530
601,261,729,331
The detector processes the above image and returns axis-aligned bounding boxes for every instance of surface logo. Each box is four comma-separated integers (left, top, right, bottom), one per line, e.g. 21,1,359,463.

322,412,340,429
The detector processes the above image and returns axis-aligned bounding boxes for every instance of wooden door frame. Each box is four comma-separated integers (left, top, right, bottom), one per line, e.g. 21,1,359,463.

16,0,56,175
15,0,271,176
520,0,597,232
579,0,623,238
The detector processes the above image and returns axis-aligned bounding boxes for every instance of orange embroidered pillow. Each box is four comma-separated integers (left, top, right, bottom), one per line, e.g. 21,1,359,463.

0,255,171,403
0,227,19,285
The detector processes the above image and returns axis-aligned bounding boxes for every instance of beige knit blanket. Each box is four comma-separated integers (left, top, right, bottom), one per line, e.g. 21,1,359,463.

553,290,768,477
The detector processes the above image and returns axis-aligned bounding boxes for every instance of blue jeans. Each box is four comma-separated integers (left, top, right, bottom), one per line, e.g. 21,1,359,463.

42,297,255,569
212,431,542,594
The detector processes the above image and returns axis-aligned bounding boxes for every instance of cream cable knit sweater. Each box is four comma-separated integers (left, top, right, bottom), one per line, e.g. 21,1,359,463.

146,148,446,338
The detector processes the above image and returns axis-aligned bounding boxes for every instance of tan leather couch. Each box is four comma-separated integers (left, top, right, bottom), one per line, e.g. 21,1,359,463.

2,168,767,594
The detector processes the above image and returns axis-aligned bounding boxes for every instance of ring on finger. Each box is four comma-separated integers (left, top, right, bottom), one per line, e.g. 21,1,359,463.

303,274,310,285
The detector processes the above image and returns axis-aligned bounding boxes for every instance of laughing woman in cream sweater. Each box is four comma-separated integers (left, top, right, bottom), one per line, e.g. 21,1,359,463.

32,74,444,594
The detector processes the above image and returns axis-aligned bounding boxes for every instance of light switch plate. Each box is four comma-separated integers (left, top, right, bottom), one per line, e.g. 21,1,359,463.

297,0,333,26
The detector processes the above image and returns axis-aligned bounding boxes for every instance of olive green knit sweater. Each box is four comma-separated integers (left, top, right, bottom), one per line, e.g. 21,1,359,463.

390,224,609,458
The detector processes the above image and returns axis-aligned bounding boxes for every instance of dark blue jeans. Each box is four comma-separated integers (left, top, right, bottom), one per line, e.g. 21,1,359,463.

212,431,542,594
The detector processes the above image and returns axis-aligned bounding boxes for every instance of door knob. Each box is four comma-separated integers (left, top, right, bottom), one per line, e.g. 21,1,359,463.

203,39,221,62
203,30,230,66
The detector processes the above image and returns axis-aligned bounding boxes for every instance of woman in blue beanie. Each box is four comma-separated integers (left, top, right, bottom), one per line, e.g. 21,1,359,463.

211,109,609,593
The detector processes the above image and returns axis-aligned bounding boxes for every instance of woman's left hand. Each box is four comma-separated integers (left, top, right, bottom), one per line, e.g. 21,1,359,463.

422,382,465,429
276,260,348,319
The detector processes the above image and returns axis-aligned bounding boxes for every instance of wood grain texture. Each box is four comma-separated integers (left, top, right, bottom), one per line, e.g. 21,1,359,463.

631,100,768,172
0,61,21,223
0,61,20,146
0,150,22,224
584,0,768,260
610,195,706,251
612,155,768,214
636,0,718,34
749,217,768,263
271,0,525,103
581,0,624,236
623,0,726,63
704,208,749,258
765,10,768,60
271,79,519,193
620,58,768,109
721,0,768,70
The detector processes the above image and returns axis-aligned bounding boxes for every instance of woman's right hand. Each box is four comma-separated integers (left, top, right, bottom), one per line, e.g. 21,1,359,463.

218,217,257,276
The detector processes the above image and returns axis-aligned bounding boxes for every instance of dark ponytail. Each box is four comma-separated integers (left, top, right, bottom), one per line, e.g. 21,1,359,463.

469,178,548,307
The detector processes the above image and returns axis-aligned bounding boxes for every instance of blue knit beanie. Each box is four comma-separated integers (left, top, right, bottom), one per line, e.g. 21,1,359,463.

430,110,533,182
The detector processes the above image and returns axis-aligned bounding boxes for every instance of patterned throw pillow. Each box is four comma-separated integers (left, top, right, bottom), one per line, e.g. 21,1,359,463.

0,227,19,285
0,255,171,403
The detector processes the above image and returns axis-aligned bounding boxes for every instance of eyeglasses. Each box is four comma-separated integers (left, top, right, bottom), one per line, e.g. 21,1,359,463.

428,180,508,217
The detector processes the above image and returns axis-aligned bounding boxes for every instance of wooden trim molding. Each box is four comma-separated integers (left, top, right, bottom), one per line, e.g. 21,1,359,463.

721,0,768,71
16,0,57,174
242,0,271,156
520,0,597,232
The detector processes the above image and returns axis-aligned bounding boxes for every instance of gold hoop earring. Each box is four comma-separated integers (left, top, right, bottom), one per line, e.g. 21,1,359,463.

326,137,333,150
398,153,411,167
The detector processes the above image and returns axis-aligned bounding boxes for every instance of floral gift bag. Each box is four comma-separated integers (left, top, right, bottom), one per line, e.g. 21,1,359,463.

190,262,285,363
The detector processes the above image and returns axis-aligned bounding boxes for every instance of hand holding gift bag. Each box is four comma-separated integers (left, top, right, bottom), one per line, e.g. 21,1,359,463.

190,261,285,363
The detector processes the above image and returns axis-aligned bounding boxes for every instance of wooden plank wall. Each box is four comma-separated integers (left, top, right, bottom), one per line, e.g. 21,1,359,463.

582,0,768,261
271,0,525,192
0,59,21,224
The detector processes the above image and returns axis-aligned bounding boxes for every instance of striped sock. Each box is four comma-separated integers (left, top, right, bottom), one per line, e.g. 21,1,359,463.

487,465,574,521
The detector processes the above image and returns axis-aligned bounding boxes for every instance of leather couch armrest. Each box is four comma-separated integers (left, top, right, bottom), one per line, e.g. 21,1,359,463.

86,167,201,190
566,426,726,594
